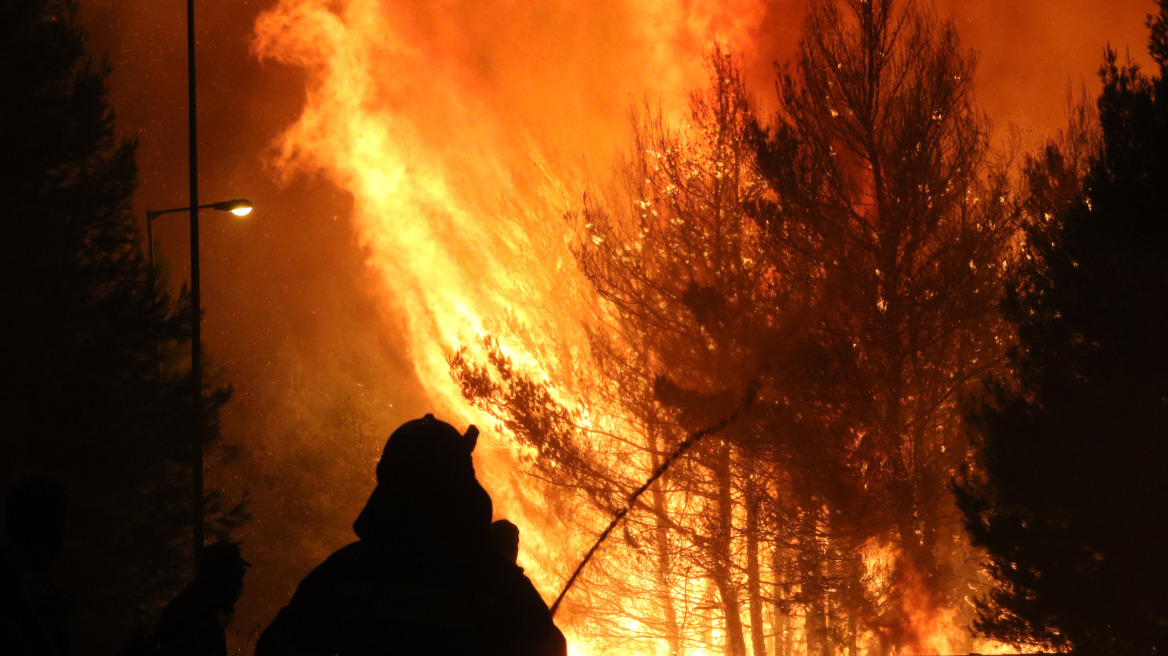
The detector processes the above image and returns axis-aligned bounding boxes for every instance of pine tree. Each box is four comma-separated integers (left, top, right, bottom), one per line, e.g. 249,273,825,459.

0,0,238,650
751,0,1018,649
957,4,1168,653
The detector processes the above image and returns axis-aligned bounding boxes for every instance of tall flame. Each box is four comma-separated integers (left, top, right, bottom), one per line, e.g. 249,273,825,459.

252,1,770,652
251,0,768,401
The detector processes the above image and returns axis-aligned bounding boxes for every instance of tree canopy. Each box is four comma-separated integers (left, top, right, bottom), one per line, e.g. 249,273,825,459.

957,3,1168,653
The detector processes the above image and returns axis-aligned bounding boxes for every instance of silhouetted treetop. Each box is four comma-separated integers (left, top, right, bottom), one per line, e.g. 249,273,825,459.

1,0,239,650
958,3,1168,653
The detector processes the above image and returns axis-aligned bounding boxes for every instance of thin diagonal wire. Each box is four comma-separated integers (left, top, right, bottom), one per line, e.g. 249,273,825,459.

549,382,759,617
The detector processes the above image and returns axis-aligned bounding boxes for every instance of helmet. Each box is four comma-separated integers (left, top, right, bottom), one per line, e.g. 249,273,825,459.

198,542,250,579
375,413,480,484
353,414,491,545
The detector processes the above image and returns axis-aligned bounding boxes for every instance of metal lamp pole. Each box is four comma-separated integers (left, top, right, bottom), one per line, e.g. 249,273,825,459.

187,0,202,574
146,197,252,573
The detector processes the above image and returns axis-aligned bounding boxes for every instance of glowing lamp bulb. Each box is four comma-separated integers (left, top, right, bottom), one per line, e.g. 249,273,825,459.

211,198,254,216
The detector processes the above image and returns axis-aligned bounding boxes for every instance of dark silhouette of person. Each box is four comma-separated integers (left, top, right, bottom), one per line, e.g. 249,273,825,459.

489,519,520,565
0,476,70,656
153,542,249,656
256,414,566,656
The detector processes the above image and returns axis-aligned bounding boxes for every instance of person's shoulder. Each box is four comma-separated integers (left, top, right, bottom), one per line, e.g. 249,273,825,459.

318,540,367,564
295,541,368,585
157,585,197,622
294,539,418,600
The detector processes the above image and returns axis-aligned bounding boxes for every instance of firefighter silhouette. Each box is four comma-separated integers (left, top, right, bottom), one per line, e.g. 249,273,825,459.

257,414,566,656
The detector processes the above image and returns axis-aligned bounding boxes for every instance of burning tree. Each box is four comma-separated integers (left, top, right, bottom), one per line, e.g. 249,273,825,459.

454,0,1019,653
750,0,1020,651
957,5,1168,653
571,53,780,656
453,51,781,654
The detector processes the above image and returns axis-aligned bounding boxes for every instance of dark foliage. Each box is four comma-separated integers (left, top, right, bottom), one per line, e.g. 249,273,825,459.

957,3,1168,653
0,0,241,651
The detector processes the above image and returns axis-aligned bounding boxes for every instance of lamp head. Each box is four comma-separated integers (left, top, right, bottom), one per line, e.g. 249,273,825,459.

211,198,253,217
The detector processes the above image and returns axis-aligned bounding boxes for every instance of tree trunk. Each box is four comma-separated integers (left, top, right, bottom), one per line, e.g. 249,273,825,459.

714,438,747,656
647,423,682,653
771,547,792,656
745,478,768,656
804,597,831,656
800,508,832,656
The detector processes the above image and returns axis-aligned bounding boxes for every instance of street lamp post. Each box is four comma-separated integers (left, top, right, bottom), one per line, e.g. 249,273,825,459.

145,197,252,570
187,0,200,578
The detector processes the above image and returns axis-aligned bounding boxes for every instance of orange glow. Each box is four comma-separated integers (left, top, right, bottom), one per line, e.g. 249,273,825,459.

241,0,1150,654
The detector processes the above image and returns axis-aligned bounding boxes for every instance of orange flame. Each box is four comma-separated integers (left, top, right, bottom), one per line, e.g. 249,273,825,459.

252,2,771,653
